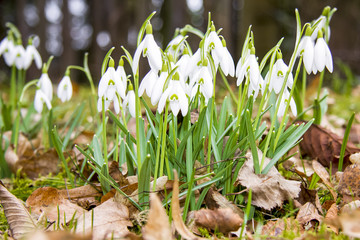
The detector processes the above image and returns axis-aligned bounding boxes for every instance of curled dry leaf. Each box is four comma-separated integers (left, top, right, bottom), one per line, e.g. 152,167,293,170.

337,163,360,200
26,187,86,225
312,161,337,199
204,188,244,219
143,194,173,240
194,208,242,234
4,132,59,179
237,149,301,210
172,170,203,240
295,185,322,213
296,202,323,227
0,181,38,239
349,152,360,164
324,203,338,234
299,121,360,174
75,198,132,240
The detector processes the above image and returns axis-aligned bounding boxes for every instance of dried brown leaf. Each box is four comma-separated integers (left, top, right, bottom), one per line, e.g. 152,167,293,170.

312,161,337,199
337,163,360,199
0,181,38,239
299,121,360,174
172,170,202,240
283,157,314,178
237,150,301,210
194,208,242,234
75,198,132,240
261,218,302,237
205,188,244,219
26,187,85,225
338,209,360,238
143,194,173,240
295,185,322,213
324,203,338,233
296,202,323,227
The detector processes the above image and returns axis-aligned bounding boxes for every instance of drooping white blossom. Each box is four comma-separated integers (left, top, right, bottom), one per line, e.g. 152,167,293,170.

132,23,162,74
57,74,73,102
37,72,53,101
123,85,136,118
23,43,42,70
314,36,333,73
158,73,188,117
34,89,52,113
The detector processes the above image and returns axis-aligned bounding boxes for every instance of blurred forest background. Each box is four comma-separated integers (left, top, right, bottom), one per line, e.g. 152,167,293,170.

0,0,359,87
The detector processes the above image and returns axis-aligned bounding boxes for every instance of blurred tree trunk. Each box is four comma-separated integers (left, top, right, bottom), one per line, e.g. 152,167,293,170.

36,0,47,63
89,0,105,82
62,0,75,81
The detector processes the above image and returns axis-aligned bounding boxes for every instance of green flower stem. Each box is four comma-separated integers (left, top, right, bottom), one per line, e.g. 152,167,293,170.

12,103,21,153
10,65,17,109
101,97,108,168
236,77,249,128
152,114,164,191
301,67,306,110
42,109,50,150
316,71,325,101
159,102,169,177
172,115,177,154
260,26,303,171
206,67,217,173
219,68,237,104
273,56,303,150
134,74,142,172
17,69,25,101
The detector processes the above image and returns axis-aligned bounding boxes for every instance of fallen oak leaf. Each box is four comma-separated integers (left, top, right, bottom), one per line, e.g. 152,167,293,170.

194,208,242,234
26,187,86,225
0,180,39,239
172,170,203,240
299,121,360,174
296,202,323,228
237,149,301,210
324,203,338,234
143,193,173,240
75,197,132,240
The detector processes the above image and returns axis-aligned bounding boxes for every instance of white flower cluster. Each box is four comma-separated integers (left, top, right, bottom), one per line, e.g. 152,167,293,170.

0,35,42,70
297,15,333,75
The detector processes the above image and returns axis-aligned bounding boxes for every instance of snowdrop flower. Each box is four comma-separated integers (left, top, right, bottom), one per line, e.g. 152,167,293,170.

314,34,333,73
2,40,16,67
123,83,136,118
158,72,188,117
151,65,168,106
139,69,158,97
190,61,213,101
265,53,293,94
98,58,126,100
34,89,52,113
236,47,263,97
132,23,162,74
311,15,329,40
297,27,314,75
216,38,235,77
23,40,42,70
57,71,73,102
167,34,185,57
13,44,25,69
115,58,128,87
277,89,297,118
176,47,191,77
37,71,53,101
